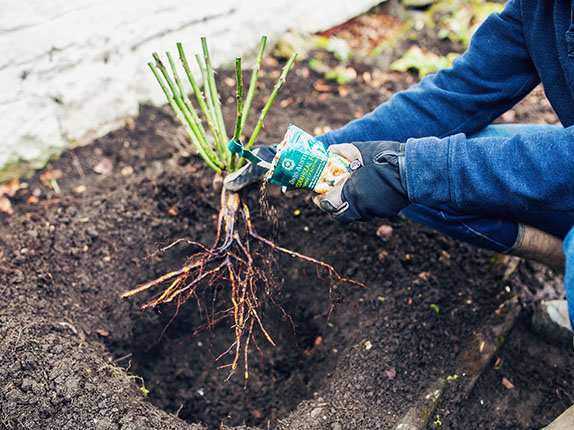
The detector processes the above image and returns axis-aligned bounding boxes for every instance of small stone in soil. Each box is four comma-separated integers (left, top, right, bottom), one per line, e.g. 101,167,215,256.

311,407,323,418
376,224,393,241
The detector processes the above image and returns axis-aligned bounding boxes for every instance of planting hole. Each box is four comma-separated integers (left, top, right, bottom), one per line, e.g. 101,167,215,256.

106,244,342,429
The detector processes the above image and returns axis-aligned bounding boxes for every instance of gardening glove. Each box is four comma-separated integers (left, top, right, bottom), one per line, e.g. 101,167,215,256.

313,141,409,224
223,145,277,191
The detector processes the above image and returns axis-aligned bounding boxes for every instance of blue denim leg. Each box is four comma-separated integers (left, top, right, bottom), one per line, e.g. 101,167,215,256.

401,204,519,252
401,204,574,252
401,123,572,252
564,227,574,330
467,123,562,138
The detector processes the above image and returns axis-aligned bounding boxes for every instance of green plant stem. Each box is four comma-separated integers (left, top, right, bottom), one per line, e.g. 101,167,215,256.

201,38,230,163
148,62,222,173
239,36,267,135
177,43,227,162
246,53,297,151
230,57,244,172
195,56,223,145
153,53,223,170
166,52,217,162
233,57,244,142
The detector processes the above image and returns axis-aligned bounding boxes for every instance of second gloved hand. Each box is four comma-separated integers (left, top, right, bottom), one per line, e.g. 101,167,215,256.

313,141,409,223
223,145,277,191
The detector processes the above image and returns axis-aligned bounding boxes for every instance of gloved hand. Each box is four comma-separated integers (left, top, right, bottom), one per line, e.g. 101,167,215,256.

223,145,277,191
313,141,409,223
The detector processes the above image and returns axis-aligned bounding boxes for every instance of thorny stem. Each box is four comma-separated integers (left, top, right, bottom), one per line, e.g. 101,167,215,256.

147,61,222,173
233,57,244,143
201,37,230,164
151,38,295,173
153,54,205,150
246,53,297,151
165,51,215,163
230,57,244,172
152,53,223,170
194,52,227,161
177,43,226,161
239,36,267,134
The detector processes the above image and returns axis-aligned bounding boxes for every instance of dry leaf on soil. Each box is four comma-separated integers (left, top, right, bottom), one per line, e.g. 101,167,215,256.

40,169,63,186
502,377,515,390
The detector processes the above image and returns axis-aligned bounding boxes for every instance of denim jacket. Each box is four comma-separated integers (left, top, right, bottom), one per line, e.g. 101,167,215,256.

318,0,574,212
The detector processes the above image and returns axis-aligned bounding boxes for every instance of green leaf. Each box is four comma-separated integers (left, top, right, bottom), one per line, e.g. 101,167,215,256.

325,66,357,85
391,47,459,78
327,37,351,62
309,58,329,74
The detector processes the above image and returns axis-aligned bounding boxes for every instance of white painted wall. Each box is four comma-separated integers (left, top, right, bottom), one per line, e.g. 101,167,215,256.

0,0,380,181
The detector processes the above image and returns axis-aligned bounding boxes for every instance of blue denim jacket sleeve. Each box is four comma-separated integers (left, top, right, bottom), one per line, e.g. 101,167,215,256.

316,0,540,146
315,0,574,212
405,127,574,211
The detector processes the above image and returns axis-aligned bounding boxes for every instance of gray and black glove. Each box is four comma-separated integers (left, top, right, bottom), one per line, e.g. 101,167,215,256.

313,141,409,223
223,145,277,191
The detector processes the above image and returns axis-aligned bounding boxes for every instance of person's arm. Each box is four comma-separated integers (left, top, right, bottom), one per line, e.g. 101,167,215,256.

405,126,574,212
317,0,539,147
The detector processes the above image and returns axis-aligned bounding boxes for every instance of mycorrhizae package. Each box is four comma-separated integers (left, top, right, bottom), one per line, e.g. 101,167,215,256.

266,124,351,194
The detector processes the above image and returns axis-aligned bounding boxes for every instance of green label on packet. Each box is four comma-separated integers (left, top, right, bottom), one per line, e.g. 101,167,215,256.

268,125,329,190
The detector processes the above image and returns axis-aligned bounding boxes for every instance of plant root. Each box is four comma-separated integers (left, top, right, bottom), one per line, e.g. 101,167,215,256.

122,189,364,381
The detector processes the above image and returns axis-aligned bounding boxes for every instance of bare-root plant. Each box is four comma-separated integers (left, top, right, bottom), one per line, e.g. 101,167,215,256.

122,37,363,381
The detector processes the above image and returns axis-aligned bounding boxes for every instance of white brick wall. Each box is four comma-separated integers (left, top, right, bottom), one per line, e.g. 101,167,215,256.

0,0,380,181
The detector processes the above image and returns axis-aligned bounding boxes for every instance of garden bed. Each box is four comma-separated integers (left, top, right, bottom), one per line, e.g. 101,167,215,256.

1,3,572,429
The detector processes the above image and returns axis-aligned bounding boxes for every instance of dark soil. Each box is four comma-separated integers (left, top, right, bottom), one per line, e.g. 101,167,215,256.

1,4,572,430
